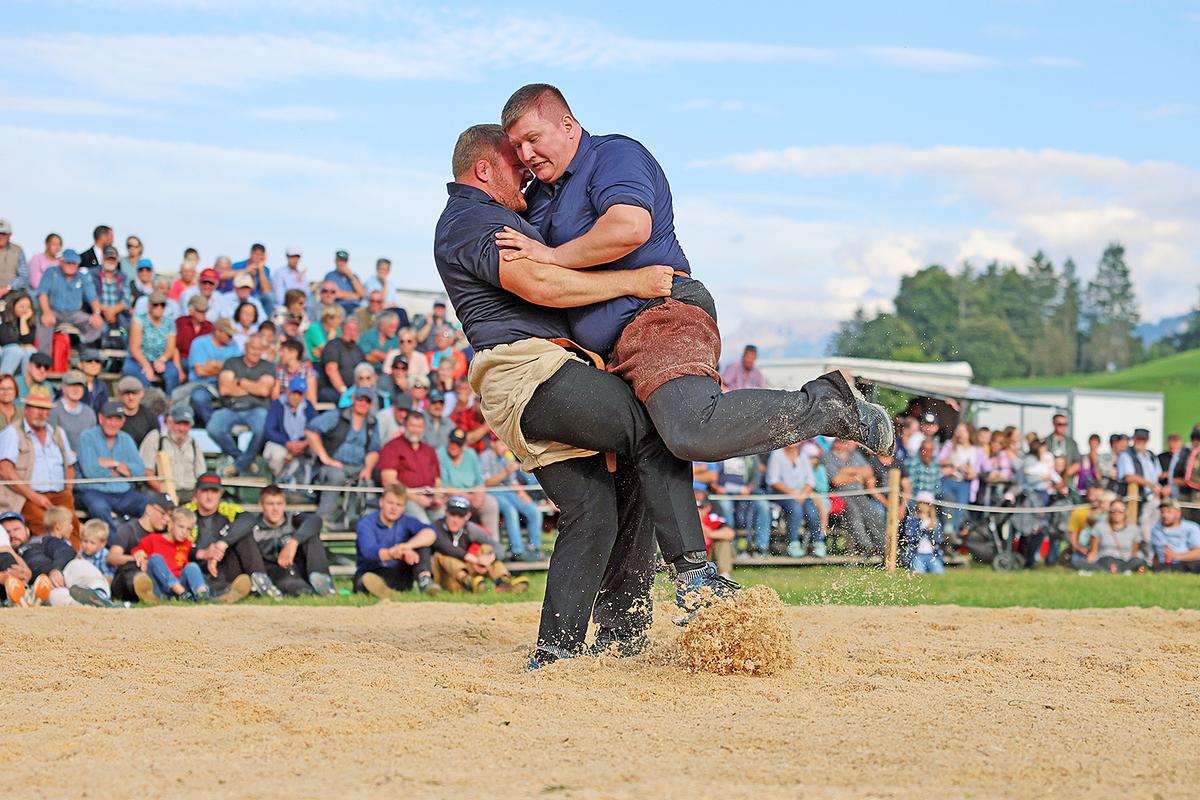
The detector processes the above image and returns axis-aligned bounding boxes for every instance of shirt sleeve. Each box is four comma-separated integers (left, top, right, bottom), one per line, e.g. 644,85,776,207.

1116,452,1133,480
82,277,98,306
589,139,658,215
765,452,783,488
0,426,17,464
121,434,146,477
139,431,157,473
306,410,337,435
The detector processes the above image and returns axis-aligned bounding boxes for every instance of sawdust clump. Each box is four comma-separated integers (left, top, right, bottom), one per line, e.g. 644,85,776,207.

675,584,795,676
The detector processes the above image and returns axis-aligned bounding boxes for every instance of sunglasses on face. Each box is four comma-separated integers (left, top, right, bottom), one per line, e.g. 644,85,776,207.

151,302,166,308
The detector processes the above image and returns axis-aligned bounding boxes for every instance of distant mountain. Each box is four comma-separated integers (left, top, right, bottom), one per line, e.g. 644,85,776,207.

1136,313,1190,345
720,319,831,363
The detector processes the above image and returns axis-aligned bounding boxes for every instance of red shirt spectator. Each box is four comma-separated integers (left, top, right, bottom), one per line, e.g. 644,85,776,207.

378,418,441,489
176,313,214,360
131,532,193,577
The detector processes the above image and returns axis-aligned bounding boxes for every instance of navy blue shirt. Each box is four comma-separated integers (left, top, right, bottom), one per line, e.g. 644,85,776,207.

525,129,690,356
355,511,432,578
433,183,572,350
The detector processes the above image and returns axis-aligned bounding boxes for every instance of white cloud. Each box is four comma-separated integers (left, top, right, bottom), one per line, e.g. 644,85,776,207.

1029,56,1084,69
862,46,995,71
248,105,340,122
1144,103,1199,119
0,94,136,117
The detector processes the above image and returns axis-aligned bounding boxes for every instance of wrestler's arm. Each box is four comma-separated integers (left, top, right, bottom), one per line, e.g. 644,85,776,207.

497,205,651,269
499,257,669,308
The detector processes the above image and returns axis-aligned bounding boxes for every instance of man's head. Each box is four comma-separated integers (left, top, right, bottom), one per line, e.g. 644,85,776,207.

167,404,194,440
378,311,400,339
433,325,455,351
319,281,339,307
1160,497,1182,528
919,438,935,464
285,245,301,268
741,344,757,371
249,242,266,263
375,257,391,277
79,348,102,376
59,248,81,276
27,352,51,384
233,272,255,300
444,494,471,532
0,511,30,548
1085,480,1104,505
1132,428,1150,452
117,376,144,412
446,427,467,458
280,338,303,369
1168,432,1183,454
62,370,87,404
143,493,176,532
23,385,53,428
398,327,417,355
501,83,579,186
199,268,219,296
404,410,426,443
213,317,235,346
194,473,224,515
286,375,307,407
379,484,407,524
169,507,196,542
187,293,209,321
919,411,939,437
352,386,376,415
259,484,287,525
1052,414,1069,436
92,225,113,247
451,123,530,213
366,291,384,315
428,389,446,418
99,402,127,435
341,317,361,344
102,245,119,271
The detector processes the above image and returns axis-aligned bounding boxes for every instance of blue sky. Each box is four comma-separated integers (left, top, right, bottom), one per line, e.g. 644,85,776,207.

4,1,1198,353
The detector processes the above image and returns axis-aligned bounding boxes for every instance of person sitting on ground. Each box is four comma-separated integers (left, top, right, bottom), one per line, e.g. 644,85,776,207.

305,386,381,525
901,491,946,574
106,493,174,603
48,370,97,453
181,317,241,426
16,352,52,404
1150,498,1200,573
696,490,735,579
131,506,222,604
222,483,335,596
1067,481,1107,569
318,316,366,403
75,401,149,538
438,426,500,536
6,506,77,604
125,290,181,392
113,376,159,447
263,376,317,481
479,436,543,561
185,473,282,599
34,249,103,354
0,289,38,377
353,484,439,598
378,412,443,522
140,404,206,502
271,338,317,405
430,495,527,593
208,335,275,477
0,384,80,542
78,518,115,585
77,348,109,416
1088,498,1149,573
767,440,827,558
55,518,118,607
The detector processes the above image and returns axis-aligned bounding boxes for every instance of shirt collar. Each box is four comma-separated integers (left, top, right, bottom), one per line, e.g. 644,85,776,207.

558,128,592,184
446,182,495,204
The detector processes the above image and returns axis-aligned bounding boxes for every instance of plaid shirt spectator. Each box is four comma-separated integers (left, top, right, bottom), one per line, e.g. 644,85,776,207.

905,453,942,495
276,361,317,393
93,269,132,310
450,402,490,452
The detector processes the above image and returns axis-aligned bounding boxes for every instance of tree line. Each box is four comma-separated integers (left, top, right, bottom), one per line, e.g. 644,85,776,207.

827,242,1194,383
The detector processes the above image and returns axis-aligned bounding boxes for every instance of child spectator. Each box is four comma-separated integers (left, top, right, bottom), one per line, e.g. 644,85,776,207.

78,519,114,581
131,507,211,603
901,491,945,574
697,491,735,579
43,505,75,546
45,519,116,607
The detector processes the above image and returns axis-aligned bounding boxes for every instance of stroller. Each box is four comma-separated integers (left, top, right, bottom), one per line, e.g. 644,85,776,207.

964,481,1024,571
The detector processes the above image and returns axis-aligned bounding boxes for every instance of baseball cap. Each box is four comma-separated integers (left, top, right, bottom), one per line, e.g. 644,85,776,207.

60,249,81,264
100,400,125,417
196,472,223,491
446,495,471,516
0,219,11,235
250,243,266,253
199,268,219,284
335,250,349,260
145,492,176,510
62,369,86,386
213,317,236,336
287,375,307,394
1160,497,1180,510
391,354,409,371
353,386,377,402
136,258,154,271
29,352,52,368
920,411,938,425
915,491,936,504
102,245,119,259
428,388,445,403
233,272,255,289
0,510,26,525
168,404,195,423
392,392,413,411
24,385,53,410
1133,427,1150,440
285,245,302,257
79,348,101,363
148,290,169,305
187,294,209,311
448,427,467,445
117,376,144,394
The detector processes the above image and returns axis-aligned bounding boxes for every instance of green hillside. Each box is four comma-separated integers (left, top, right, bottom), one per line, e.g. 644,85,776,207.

998,348,1200,437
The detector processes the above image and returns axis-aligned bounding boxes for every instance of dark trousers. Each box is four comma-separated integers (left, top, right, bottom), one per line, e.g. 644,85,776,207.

532,455,656,655
264,537,331,596
111,562,142,602
208,536,268,594
522,359,705,564
353,548,432,594
645,371,863,462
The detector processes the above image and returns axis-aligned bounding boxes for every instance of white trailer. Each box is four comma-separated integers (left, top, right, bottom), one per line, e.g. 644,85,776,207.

972,388,1166,451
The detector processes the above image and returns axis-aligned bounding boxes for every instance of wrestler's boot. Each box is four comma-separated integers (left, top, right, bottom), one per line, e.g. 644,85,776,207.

840,370,895,457
673,553,741,625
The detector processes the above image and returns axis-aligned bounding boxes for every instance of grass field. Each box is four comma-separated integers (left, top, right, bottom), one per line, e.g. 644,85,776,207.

250,564,1200,610
998,346,1200,436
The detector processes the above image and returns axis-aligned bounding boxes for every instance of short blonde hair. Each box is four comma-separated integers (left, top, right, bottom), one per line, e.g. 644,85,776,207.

43,506,74,533
171,507,197,528
81,519,109,544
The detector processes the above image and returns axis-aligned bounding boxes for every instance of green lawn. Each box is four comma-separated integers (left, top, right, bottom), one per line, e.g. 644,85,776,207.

998,347,1200,437
245,565,1200,610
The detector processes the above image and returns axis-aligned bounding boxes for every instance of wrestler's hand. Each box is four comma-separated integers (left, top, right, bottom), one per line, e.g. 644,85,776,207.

495,227,555,264
630,265,674,299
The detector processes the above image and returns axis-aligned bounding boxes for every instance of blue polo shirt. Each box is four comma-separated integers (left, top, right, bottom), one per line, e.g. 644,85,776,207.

355,511,432,578
433,183,572,350
323,270,360,315
524,129,690,356
187,333,242,383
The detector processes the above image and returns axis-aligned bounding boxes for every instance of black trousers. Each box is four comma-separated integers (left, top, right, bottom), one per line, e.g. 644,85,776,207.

353,548,432,594
111,562,140,602
209,536,268,594
265,537,332,596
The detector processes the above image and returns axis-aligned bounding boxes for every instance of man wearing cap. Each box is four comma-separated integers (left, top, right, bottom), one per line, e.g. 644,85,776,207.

324,250,365,315
437,427,501,543
721,344,767,390
318,316,366,404
209,335,275,476
77,348,110,415
185,473,283,599
377,391,412,444
179,268,222,323
49,370,97,453
305,386,380,524
273,246,308,309
0,385,80,541
215,272,267,322
78,225,113,271
34,248,102,353
423,389,453,449
114,376,159,447
181,318,241,426
131,259,155,306
1118,427,1164,539
1150,498,1200,572
223,243,273,312
430,495,528,593
224,483,336,596
76,400,149,537
92,244,133,333
175,293,214,372
106,492,173,602
140,405,206,503
353,484,438,597
264,376,317,480
0,218,28,297
16,352,53,404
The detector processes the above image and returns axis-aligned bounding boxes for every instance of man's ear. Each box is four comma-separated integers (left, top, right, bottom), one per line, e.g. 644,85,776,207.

474,157,492,183
562,114,577,141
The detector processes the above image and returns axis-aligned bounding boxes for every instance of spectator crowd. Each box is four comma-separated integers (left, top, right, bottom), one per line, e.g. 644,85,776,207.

0,222,1196,607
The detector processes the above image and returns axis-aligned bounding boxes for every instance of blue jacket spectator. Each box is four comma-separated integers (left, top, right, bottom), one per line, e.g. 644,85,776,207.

74,402,149,536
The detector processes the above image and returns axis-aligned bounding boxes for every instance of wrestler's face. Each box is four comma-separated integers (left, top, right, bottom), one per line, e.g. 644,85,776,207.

488,141,530,214
507,108,577,185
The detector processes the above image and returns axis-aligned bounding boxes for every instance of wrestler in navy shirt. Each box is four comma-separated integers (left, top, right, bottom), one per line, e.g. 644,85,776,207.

524,129,690,356
433,182,572,350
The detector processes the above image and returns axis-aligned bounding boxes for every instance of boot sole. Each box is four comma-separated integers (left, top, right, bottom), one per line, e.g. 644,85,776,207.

362,572,397,600
217,574,252,604
133,573,159,605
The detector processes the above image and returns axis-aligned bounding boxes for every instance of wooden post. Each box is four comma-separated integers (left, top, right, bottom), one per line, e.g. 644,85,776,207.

1126,488,1139,529
885,467,901,573
156,450,178,505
